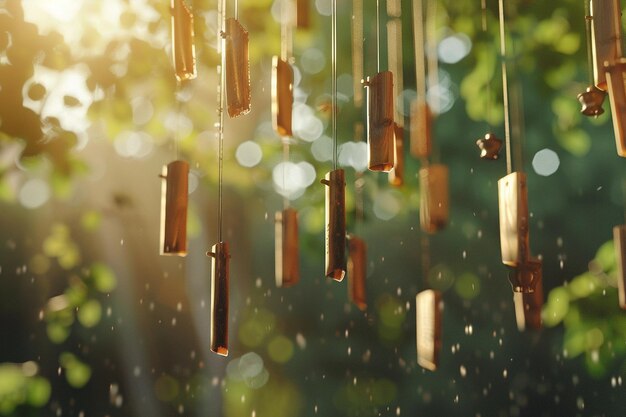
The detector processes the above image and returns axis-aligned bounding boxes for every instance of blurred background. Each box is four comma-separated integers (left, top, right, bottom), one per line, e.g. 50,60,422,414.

1,0,626,415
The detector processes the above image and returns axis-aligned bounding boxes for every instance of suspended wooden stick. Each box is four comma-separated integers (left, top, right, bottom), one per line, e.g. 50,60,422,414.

415,289,442,371
296,0,310,29
224,17,251,117
513,268,543,331
613,225,626,309
207,242,230,356
589,0,622,91
352,0,364,108
498,172,529,268
410,99,432,158
419,164,449,233
364,71,395,171
348,235,367,310
160,160,189,256
171,0,197,82
321,169,346,281
604,58,626,157
388,123,404,186
275,208,300,287
271,57,294,137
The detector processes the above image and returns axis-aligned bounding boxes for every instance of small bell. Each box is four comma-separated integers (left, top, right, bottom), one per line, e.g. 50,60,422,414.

207,242,230,356
498,172,530,267
271,56,294,137
476,132,503,160
224,18,251,118
513,273,543,331
321,169,346,281
275,208,300,288
577,86,606,116
613,225,626,309
347,235,367,310
508,257,541,293
415,289,442,371
160,160,189,256
363,71,395,172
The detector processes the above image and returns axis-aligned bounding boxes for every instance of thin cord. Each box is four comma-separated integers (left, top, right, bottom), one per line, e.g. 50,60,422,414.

376,0,381,73
584,2,594,86
217,0,226,242
332,0,338,170
498,0,512,175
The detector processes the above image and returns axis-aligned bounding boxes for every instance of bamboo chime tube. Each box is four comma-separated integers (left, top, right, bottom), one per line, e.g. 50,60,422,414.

364,71,395,171
613,225,626,309
388,124,404,186
513,274,543,331
208,242,230,356
415,289,442,371
275,208,300,287
160,160,189,256
387,16,404,186
271,56,294,137
410,0,431,159
322,169,346,281
419,164,449,233
225,18,251,117
171,0,197,82
589,0,622,91
296,0,310,29
352,0,364,108
604,59,626,157
348,236,367,310
497,172,530,268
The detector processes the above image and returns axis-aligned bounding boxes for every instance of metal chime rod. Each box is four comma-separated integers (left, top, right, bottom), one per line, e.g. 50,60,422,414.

217,0,227,242
498,0,513,175
332,0,338,169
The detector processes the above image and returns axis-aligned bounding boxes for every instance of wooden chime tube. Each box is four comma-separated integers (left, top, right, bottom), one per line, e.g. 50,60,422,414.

498,172,530,267
321,169,346,281
419,164,449,233
388,124,404,186
271,56,294,137
160,160,189,256
364,71,395,171
351,0,364,108
225,18,251,118
410,99,432,158
275,208,300,287
513,270,543,331
604,58,626,157
589,0,622,91
171,0,197,82
387,18,403,127
415,289,442,371
296,0,310,29
208,241,230,356
613,225,626,309
348,236,367,310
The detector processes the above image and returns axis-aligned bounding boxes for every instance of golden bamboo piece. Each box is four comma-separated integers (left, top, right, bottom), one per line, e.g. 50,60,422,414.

613,225,626,309
297,0,310,29
275,208,300,287
272,56,294,137
419,164,449,233
171,0,197,82
159,160,189,256
415,289,442,371
513,270,543,331
589,0,622,90
498,172,530,267
604,58,626,157
225,18,251,118
348,236,367,310
409,99,432,158
321,169,346,281
207,241,230,356
364,71,395,171
388,124,404,186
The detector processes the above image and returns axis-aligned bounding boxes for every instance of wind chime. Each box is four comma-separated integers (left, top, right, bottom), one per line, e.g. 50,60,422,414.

321,0,346,282
589,0,626,156
363,0,395,172
387,0,404,186
493,0,542,331
207,0,250,356
347,0,367,310
576,0,606,117
160,0,195,257
413,0,446,371
273,0,300,288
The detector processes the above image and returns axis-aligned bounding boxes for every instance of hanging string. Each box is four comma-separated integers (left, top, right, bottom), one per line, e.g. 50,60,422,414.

584,1,594,86
376,0,380,73
498,0,513,175
332,0,338,170
217,0,226,242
